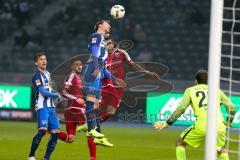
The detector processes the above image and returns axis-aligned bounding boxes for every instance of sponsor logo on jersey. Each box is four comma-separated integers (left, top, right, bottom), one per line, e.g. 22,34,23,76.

92,38,97,43
35,79,41,86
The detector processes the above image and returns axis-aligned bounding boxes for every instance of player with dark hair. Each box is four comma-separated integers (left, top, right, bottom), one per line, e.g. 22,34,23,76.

153,70,236,160
83,20,125,147
56,59,97,160
28,52,60,160
100,38,160,122
77,37,160,129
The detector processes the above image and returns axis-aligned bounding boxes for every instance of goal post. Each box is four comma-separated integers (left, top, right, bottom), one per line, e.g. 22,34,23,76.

205,0,224,159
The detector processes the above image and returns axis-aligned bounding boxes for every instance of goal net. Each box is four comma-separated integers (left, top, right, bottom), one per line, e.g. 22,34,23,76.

221,0,240,158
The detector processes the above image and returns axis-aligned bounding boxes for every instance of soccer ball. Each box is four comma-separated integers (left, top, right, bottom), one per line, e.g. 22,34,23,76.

110,5,125,19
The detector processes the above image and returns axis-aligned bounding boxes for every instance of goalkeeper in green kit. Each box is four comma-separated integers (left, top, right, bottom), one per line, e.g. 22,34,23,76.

153,70,235,160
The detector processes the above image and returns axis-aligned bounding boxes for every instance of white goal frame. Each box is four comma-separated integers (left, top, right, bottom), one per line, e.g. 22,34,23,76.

205,0,224,160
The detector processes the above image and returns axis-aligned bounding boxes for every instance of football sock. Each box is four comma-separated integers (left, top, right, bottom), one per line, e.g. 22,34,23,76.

29,129,46,157
44,133,59,160
176,146,186,160
88,137,96,160
58,132,68,142
86,101,96,132
95,109,101,133
219,153,229,160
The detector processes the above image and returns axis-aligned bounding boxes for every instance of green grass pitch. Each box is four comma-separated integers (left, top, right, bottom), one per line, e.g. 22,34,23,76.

0,121,238,160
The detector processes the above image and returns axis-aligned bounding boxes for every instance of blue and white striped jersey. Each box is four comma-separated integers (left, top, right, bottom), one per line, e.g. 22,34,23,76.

88,33,108,63
84,32,116,82
32,69,57,110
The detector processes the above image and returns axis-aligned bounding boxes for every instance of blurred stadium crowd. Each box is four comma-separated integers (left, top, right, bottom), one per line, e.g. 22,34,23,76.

0,0,211,84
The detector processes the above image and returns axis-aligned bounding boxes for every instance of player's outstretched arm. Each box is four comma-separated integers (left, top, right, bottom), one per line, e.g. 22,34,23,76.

220,90,236,127
153,105,186,131
153,89,190,131
128,61,160,80
120,49,160,80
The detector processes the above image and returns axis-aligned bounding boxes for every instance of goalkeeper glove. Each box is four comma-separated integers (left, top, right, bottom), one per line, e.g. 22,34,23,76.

223,120,233,128
153,121,169,131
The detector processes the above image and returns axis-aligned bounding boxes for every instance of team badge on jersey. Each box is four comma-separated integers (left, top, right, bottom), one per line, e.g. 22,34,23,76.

92,37,97,43
35,79,41,86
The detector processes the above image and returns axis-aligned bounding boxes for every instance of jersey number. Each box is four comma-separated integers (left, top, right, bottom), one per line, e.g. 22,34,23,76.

196,91,207,107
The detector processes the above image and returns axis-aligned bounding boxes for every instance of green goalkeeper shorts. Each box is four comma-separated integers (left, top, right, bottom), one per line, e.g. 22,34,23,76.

180,125,226,151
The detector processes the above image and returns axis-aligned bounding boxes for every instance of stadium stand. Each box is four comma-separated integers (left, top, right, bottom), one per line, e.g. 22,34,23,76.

0,0,210,83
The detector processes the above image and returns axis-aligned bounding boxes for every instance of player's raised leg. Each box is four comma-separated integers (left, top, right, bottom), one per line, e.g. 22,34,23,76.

84,89,114,147
85,92,104,138
99,105,116,122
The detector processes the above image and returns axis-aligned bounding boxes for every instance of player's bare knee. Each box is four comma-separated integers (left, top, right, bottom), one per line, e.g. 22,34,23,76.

219,146,228,154
86,94,99,109
94,101,100,109
176,138,185,146
38,127,47,131
50,129,60,134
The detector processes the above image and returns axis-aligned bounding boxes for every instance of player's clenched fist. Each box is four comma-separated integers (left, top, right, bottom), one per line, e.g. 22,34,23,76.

153,121,169,131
